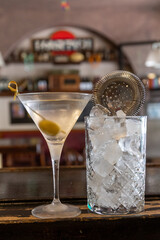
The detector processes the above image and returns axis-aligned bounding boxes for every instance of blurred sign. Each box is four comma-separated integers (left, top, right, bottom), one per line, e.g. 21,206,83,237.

33,38,93,53
32,30,93,55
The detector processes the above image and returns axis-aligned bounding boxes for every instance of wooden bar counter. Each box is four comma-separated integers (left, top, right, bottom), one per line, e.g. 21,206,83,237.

0,164,159,239
0,198,160,240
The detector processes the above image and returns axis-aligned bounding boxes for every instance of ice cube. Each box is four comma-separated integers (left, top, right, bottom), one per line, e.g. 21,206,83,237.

89,129,112,148
102,140,123,165
90,105,106,117
113,126,127,140
104,117,115,130
116,110,126,118
87,172,103,193
119,135,142,158
119,180,143,209
97,186,114,208
92,155,114,177
126,119,141,136
111,120,127,140
120,190,134,209
104,167,127,194
104,117,127,141
97,186,120,209
88,119,104,132
115,155,134,179
109,111,127,140
88,106,105,130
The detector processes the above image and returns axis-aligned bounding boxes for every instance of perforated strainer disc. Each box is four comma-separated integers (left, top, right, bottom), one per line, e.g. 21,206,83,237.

93,70,146,116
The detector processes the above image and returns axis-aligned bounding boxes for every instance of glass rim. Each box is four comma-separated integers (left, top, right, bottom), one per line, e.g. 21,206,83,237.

18,92,92,97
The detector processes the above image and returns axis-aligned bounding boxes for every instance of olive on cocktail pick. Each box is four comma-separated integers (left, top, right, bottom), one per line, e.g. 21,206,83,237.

8,81,65,136
38,119,60,136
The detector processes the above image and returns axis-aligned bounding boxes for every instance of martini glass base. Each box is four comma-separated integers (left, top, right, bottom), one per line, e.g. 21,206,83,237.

32,202,81,219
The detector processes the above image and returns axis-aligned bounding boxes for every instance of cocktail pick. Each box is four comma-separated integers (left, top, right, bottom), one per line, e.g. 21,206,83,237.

8,81,19,100
93,70,146,116
8,81,65,136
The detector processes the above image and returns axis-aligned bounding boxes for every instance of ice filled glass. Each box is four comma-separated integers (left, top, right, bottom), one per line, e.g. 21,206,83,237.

85,114,147,214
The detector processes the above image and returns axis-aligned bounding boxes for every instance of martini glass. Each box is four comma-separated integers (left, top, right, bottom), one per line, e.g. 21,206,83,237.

18,92,91,219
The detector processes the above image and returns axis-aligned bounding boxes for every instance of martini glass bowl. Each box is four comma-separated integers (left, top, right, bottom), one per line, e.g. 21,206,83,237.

18,92,91,219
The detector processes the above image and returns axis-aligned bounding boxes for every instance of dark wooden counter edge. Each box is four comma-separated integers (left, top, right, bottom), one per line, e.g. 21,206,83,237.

0,162,159,172
0,199,159,240
0,165,84,171
0,198,160,223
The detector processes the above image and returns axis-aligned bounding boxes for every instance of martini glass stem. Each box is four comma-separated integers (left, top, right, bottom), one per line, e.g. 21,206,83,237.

47,142,64,204
52,159,60,203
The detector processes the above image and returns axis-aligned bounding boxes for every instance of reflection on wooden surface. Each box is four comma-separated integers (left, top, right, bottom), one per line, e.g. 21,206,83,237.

0,164,159,202
0,166,86,201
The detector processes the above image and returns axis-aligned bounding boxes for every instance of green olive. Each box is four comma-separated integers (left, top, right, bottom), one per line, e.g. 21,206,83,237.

38,119,60,136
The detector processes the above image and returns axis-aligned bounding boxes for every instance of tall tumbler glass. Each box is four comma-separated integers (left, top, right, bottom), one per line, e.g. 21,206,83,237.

85,116,147,215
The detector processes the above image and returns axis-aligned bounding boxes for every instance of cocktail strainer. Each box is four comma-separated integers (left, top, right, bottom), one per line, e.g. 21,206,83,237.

93,70,146,116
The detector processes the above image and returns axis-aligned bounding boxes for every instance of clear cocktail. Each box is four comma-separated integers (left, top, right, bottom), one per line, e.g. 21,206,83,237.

18,92,91,219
